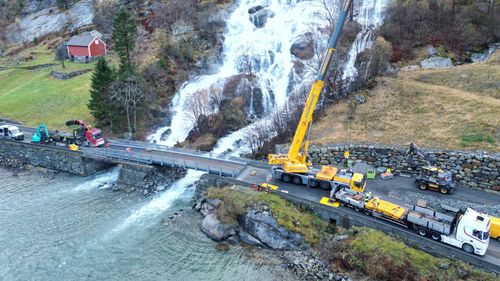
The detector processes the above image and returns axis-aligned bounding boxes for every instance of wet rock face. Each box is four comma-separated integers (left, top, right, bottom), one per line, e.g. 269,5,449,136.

249,7,275,28
243,209,306,250
223,74,266,118
290,33,315,60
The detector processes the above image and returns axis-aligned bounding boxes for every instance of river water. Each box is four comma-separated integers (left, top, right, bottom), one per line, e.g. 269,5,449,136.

0,167,296,281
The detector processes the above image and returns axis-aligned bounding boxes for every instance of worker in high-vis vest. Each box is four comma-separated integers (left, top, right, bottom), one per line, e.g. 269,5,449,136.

365,192,372,202
373,196,380,208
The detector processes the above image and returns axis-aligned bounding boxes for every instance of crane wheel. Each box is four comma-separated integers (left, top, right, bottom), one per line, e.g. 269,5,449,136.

439,187,449,194
292,176,302,185
320,181,330,190
282,174,292,183
309,180,319,188
419,183,427,190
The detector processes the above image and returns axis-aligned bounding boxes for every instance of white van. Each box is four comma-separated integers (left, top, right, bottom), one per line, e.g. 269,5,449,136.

0,125,24,140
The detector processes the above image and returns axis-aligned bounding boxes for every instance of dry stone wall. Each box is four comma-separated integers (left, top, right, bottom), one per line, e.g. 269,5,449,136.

0,140,109,176
307,144,500,191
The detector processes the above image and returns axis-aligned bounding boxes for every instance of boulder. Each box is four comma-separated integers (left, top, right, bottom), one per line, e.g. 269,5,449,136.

238,230,264,246
171,20,194,39
248,5,266,14
243,210,305,250
249,8,275,28
420,57,452,69
200,213,231,241
200,202,216,216
290,34,314,60
427,46,438,56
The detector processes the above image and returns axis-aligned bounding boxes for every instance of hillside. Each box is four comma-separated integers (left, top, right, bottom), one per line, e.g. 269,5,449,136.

0,44,96,130
311,51,500,152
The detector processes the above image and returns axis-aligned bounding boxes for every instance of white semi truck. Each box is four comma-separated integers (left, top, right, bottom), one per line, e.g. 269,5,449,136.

334,188,491,255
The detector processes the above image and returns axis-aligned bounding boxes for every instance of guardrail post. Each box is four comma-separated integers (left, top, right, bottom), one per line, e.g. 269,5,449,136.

172,159,175,167
219,168,222,176
183,160,186,168
195,163,198,171
232,170,235,178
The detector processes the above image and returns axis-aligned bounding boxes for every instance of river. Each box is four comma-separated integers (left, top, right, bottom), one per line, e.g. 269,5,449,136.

0,167,297,281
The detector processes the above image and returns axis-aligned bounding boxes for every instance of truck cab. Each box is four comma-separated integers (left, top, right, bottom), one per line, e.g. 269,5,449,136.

442,208,490,255
83,128,105,146
0,125,24,140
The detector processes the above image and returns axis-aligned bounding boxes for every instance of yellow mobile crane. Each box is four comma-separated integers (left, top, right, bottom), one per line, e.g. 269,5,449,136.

268,0,365,192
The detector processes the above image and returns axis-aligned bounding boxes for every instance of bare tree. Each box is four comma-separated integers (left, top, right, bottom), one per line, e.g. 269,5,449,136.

237,45,254,77
320,0,338,28
110,76,145,134
185,88,211,125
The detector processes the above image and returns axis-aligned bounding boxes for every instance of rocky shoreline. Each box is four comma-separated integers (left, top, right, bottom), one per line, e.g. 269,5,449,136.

191,182,354,281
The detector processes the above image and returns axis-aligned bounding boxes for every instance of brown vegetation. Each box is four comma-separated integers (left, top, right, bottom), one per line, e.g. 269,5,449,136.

380,0,499,62
311,52,500,152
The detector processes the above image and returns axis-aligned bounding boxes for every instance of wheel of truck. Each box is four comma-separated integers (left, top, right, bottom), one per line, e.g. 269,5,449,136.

419,183,428,191
309,180,319,188
282,174,292,183
339,201,346,207
364,210,372,216
439,187,449,194
292,176,302,185
417,228,428,237
84,140,90,147
354,207,361,212
430,232,442,241
462,243,474,254
320,181,331,190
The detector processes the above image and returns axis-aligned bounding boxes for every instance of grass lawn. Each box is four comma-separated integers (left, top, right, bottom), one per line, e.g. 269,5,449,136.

311,51,500,152
0,45,96,130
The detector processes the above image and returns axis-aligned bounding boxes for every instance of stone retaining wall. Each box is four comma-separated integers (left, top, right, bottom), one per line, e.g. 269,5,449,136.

50,69,91,80
0,139,109,176
306,143,499,190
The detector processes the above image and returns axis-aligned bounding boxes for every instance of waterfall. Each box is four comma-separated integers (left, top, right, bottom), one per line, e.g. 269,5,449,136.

342,0,388,81
148,0,330,147
146,0,389,156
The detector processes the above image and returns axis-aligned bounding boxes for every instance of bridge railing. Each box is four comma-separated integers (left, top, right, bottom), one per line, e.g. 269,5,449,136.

85,147,245,178
108,138,212,157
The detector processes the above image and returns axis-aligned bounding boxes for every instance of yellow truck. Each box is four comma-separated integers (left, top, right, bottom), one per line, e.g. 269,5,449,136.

490,216,500,241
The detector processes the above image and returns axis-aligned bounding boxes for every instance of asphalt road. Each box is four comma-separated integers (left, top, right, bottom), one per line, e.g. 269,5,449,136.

237,166,500,266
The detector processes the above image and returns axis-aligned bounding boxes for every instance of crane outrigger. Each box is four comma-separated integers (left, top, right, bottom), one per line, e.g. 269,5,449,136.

268,0,366,192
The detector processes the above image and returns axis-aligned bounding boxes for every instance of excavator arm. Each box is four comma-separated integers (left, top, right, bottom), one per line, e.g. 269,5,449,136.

268,0,353,174
408,143,437,166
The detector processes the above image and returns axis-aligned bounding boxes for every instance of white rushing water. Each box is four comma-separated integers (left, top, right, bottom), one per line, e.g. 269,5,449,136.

70,166,121,192
342,0,388,81
108,170,202,236
148,0,331,147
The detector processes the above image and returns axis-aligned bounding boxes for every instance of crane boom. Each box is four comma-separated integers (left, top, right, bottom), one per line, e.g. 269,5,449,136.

268,0,353,174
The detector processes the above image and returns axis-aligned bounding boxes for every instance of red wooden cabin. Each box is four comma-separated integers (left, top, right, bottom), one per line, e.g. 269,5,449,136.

67,33,106,60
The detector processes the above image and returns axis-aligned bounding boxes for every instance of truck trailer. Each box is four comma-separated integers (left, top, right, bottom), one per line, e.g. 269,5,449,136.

334,188,491,255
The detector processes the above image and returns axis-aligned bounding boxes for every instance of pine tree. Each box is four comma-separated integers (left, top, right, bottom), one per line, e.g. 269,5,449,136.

88,57,114,126
112,9,137,74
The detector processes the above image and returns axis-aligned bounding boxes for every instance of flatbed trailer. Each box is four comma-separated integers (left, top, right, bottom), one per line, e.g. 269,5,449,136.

333,188,491,255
